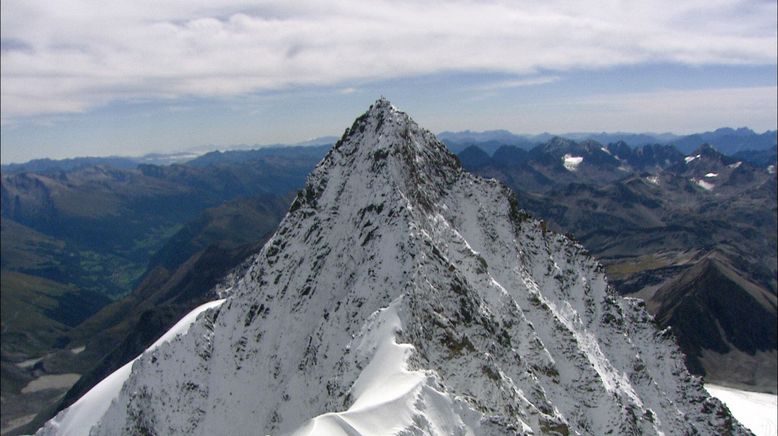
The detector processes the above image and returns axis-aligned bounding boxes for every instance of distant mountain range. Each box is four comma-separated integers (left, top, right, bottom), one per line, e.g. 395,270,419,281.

0,137,338,175
0,153,199,175
440,127,776,155
3,128,773,175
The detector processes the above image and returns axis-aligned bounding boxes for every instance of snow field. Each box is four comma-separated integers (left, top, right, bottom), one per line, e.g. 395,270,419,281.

705,384,777,436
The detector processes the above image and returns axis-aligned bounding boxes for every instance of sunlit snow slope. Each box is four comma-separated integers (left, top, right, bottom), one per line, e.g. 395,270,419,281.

37,299,225,436
706,384,777,436
38,99,747,435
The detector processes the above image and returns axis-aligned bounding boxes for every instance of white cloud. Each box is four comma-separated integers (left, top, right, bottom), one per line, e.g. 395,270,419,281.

568,86,778,132
1,0,776,120
473,76,561,91
460,85,778,134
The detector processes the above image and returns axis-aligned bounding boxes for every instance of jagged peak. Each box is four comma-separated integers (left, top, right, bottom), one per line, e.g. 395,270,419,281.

688,143,739,166
545,136,577,148
291,100,462,214
359,97,405,129
371,96,395,112
538,136,579,155
327,98,459,166
692,143,720,156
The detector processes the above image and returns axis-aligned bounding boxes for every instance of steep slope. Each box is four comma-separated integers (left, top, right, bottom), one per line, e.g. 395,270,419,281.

54,194,290,410
651,256,777,388
460,139,777,392
4,194,291,436
39,99,744,435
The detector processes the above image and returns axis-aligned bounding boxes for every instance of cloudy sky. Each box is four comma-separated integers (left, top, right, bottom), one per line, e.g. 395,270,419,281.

1,0,776,163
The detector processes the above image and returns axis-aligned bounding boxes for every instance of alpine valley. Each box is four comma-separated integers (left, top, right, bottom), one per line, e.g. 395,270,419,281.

33,99,749,435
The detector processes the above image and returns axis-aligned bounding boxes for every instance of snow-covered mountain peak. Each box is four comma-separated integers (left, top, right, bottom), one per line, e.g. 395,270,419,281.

297,98,461,217
333,98,454,167
38,100,748,436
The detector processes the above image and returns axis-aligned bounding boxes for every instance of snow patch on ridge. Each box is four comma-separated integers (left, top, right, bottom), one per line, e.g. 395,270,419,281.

546,297,642,405
692,178,715,191
563,154,583,171
291,297,466,435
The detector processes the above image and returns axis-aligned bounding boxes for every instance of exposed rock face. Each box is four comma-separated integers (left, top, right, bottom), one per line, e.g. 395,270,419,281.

459,137,777,393
652,256,777,386
39,99,747,435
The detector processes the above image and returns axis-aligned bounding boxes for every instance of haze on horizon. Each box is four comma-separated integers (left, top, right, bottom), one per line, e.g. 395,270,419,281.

1,0,776,163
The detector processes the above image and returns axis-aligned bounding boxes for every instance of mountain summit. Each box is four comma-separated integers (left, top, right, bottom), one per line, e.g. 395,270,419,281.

39,99,745,435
